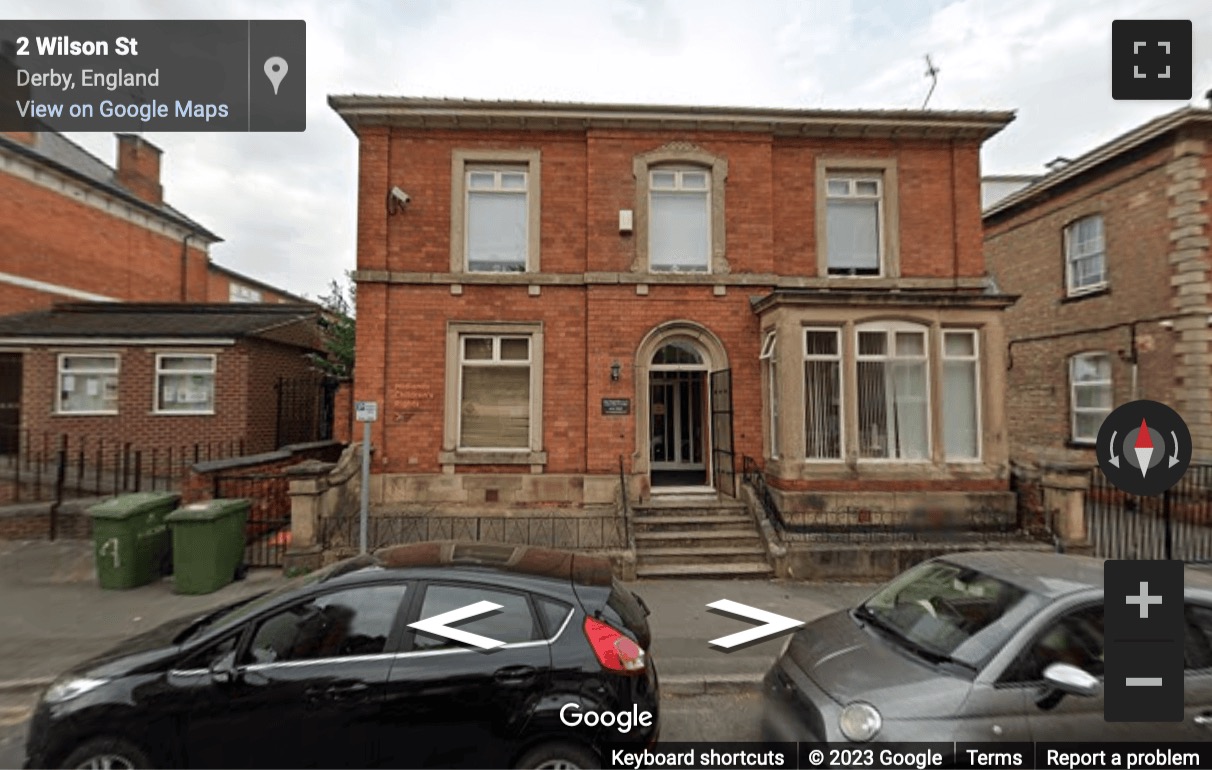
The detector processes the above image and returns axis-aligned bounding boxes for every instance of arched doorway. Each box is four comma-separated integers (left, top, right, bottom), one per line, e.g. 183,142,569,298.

649,340,709,487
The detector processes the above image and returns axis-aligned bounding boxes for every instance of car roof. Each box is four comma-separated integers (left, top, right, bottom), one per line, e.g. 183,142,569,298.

938,550,1212,599
365,540,614,586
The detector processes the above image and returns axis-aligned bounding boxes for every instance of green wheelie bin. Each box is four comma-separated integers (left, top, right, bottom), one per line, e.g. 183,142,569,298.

88,491,181,590
166,498,250,595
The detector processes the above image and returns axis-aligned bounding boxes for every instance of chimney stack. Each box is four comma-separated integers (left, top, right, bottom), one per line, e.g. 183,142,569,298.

115,134,163,206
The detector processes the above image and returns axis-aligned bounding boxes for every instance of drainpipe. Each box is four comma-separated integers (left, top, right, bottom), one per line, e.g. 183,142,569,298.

179,231,198,301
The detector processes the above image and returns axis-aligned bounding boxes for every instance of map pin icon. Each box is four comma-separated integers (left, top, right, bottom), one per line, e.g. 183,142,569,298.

264,56,288,95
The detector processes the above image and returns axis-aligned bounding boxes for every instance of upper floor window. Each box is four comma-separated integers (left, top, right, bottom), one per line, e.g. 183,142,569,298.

649,167,710,273
57,354,119,414
1070,352,1111,444
451,150,541,274
826,175,883,276
1064,215,1106,295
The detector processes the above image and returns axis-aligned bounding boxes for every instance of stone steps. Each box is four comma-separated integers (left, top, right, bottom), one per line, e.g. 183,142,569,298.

635,561,774,579
630,499,773,578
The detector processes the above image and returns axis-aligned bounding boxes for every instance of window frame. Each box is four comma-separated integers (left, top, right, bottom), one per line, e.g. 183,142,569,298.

824,174,884,276
450,149,541,274
632,144,728,275
463,166,531,274
816,157,900,279
456,335,533,452
56,353,120,415
1063,214,1107,297
941,329,982,463
1069,351,1112,445
760,330,779,460
403,581,547,654
647,166,712,274
803,326,844,462
442,321,546,467
153,353,217,416
854,321,931,463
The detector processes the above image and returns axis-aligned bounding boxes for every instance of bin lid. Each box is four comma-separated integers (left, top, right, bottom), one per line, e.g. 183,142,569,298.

88,491,182,520
166,498,252,522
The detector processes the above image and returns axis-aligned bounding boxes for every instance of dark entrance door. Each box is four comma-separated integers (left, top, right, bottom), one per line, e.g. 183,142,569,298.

0,353,21,456
649,370,707,487
710,369,736,497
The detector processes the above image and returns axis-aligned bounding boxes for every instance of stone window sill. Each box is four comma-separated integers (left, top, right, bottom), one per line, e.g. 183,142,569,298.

439,450,547,466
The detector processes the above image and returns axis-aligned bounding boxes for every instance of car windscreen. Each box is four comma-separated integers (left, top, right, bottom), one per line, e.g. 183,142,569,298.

858,559,1046,670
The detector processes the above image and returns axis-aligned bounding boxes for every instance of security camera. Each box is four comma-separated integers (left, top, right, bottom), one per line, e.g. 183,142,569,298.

387,186,411,215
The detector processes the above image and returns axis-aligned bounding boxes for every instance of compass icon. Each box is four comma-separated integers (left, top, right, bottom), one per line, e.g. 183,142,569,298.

1096,400,1191,496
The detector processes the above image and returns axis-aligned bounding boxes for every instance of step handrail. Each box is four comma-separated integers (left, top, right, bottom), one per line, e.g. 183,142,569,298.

741,455,788,533
619,455,635,552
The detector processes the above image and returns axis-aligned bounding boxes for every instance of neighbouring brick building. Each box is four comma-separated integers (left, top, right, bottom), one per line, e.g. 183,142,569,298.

331,96,1019,520
984,106,1212,474
0,303,325,459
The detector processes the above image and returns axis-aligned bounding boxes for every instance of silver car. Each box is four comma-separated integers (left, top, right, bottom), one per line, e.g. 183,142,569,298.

762,551,1212,743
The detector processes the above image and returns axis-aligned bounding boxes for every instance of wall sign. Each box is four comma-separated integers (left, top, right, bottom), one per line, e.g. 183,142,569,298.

601,398,631,415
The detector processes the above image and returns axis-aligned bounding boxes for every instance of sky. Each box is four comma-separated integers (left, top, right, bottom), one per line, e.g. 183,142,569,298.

5,0,1211,301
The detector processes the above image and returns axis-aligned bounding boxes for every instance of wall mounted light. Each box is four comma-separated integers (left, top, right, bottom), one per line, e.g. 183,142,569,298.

610,362,621,382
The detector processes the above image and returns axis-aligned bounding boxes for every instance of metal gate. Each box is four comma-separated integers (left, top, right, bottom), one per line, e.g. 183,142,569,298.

710,369,736,497
1087,465,1212,561
213,473,292,567
0,353,21,456
275,374,337,447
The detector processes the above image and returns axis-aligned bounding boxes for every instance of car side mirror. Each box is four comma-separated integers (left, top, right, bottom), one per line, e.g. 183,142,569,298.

209,650,239,685
1043,662,1100,698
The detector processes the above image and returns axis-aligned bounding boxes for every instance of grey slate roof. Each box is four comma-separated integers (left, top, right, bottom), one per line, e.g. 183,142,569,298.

0,303,317,340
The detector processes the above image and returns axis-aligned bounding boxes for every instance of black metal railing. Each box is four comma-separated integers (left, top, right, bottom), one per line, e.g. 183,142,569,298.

741,454,1024,543
321,514,627,554
1087,464,1212,562
0,428,245,506
213,472,293,568
619,455,634,552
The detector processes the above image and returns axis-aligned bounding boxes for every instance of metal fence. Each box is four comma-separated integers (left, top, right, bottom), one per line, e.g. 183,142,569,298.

213,472,293,568
1087,464,1212,561
0,429,245,505
321,514,627,555
741,455,1027,543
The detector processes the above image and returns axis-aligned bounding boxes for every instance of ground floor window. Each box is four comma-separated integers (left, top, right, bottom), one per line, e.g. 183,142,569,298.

156,354,215,414
1070,351,1111,444
459,335,532,449
57,354,119,414
803,328,842,459
943,330,981,460
760,331,779,459
856,323,929,460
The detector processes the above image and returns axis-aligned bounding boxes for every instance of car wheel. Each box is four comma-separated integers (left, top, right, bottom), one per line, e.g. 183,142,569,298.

515,742,600,770
59,737,151,770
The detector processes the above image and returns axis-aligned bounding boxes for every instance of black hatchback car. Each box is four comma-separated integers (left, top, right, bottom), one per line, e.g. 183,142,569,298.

24,541,659,769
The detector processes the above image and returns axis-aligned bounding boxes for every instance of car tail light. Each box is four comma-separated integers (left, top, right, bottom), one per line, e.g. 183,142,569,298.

583,617,646,674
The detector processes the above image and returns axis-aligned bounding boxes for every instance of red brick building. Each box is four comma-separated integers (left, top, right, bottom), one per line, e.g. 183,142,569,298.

985,107,1212,473
332,97,1017,518
0,303,325,459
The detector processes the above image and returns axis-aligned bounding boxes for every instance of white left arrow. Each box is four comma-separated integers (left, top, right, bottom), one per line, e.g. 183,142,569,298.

707,599,804,650
408,600,504,649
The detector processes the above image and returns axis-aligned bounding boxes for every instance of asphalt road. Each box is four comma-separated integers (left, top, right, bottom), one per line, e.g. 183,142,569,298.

0,691,761,768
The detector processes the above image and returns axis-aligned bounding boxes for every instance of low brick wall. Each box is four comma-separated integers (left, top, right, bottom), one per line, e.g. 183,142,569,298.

182,440,344,503
0,498,103,540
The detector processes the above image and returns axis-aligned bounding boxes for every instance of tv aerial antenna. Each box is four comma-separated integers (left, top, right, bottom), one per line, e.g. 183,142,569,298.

922,54,940,109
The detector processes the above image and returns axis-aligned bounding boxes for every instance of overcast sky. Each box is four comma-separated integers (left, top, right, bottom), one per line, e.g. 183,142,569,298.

6,0,1211,300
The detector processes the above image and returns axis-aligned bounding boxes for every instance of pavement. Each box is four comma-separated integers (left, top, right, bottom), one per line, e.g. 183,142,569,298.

0,538,876,767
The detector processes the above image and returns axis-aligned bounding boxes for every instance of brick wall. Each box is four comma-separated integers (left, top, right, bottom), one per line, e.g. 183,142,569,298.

985,136,1191,468
0,157,210,313
242,338,319,453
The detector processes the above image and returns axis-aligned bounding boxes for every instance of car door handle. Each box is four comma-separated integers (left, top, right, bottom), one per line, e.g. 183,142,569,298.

1195,713,1212,727
306,682,370,701
493,665,538,686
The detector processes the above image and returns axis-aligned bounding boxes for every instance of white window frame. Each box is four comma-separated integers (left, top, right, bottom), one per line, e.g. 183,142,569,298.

648,166,712,274
942,329,982,462
154,353,216,415
855,322,931,462
760,331,779,460
1064,215,1107,296
56,353,119,415
464,166,530,274
457,334,533,452
1070,351,1112,445
803,326,844,462
825,174,884,277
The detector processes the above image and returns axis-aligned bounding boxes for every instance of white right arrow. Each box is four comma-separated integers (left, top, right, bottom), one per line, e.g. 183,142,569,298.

1109,430,1120,468
408,600,504,650
1170,431,1181,468
707,599,804,650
